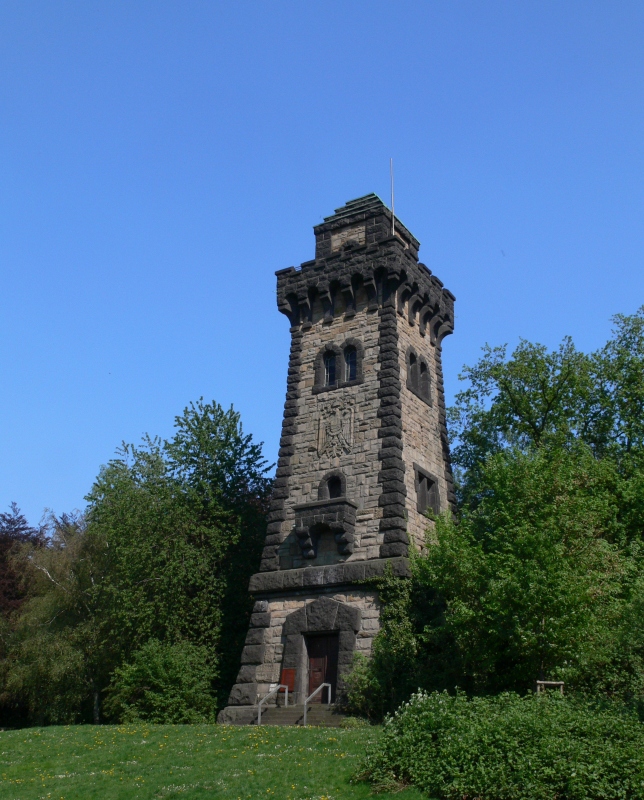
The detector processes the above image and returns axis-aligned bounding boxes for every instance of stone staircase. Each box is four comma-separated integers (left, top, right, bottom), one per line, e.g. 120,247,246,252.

258,704,346,727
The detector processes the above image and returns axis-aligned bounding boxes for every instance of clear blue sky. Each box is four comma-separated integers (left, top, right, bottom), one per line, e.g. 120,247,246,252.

2,1,643,525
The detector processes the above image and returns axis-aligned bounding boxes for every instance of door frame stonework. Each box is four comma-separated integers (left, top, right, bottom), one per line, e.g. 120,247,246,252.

281,596,361,702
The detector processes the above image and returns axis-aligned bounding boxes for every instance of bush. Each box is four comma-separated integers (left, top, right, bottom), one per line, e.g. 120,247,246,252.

357,691,644,799
103,639,216,724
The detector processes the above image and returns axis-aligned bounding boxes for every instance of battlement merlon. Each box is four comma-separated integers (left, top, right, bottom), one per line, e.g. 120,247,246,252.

275,193,455,343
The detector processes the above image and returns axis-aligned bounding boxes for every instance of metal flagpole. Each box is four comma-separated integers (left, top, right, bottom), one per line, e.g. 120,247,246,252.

390,158,395,236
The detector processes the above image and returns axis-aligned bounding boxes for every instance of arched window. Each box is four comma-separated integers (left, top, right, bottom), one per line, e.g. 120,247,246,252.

407,347,432,406
324,352,336,386
318,470,347,500
420,361,430,401
409,352,419,392
344,347,357,382
313,339,363,393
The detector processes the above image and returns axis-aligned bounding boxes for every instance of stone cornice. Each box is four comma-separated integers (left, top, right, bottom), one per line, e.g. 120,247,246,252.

249,556,411,594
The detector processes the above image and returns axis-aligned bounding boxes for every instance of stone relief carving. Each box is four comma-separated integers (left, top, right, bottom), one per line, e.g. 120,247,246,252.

317,399,354,458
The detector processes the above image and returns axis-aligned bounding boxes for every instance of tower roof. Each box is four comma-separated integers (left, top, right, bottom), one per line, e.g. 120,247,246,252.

323,193,388,223
314,193,420,253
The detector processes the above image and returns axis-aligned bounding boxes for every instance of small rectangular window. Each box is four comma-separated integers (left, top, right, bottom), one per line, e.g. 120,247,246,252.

415,465,440,515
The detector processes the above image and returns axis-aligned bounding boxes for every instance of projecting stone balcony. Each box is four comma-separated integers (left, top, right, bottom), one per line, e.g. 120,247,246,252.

292,497,358,559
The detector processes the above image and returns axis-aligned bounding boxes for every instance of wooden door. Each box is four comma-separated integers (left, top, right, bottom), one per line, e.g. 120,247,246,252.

306,634,339,702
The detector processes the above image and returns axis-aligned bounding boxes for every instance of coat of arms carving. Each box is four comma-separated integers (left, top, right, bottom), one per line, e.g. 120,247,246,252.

317,399,354,458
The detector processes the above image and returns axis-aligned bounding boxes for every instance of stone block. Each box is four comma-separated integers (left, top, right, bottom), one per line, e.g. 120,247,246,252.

262,643,278,662
363,560,386,579
341,562,366,583
379,456,405,470
250,612,271,628
379,490,407,506
258,555,279,572
256,663,281,683
306,596,339,631
323,564,345,585
382,503,406,518
240,645,265,664
380,542,409,558
390,557,412,578
245,627,267,646
227,682,258,706
282,569,304,590
283,609,307,636
378,436,403,450
302,567,325,587
217,705,258,725
249,572,283,593
379,516,407,531
335,603,361,633
383,528,409,544
282,634,303,667
236,665,257,683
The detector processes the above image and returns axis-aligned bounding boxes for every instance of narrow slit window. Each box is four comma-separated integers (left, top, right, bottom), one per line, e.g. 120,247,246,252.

420,361,430,401
409,352,419,391
328,476,342,499
344,347,357,381
418,473,428,512
324,352,336,386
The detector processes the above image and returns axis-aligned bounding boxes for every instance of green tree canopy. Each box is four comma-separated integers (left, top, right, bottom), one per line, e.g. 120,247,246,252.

449,307,644,507
0,399,271,726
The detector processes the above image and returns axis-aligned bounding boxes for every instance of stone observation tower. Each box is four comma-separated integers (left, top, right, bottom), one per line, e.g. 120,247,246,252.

219,194,455,724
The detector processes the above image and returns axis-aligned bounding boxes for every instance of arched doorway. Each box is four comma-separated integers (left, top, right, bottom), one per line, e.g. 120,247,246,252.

280,596,361,703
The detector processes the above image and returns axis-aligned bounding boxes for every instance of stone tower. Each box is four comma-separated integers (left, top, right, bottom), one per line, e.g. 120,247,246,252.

219,194,455,724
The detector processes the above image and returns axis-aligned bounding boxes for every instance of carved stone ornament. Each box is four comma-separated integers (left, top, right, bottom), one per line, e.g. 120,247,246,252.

317,399,354,458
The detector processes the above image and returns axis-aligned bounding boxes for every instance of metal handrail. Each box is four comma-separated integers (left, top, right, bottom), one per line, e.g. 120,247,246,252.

257,684,288,725
302,682,331,726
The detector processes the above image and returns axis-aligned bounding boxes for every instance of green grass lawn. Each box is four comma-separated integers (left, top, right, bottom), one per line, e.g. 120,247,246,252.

0,723,424,800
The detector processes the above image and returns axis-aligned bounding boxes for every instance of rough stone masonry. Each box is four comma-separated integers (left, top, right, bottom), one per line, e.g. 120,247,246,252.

218,194,455,724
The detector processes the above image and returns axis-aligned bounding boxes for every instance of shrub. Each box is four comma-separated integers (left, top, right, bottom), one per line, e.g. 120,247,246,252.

357,691,644,799
103,639,216,724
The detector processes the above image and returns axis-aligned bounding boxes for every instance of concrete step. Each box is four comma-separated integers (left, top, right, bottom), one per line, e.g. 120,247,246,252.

258,704,346,727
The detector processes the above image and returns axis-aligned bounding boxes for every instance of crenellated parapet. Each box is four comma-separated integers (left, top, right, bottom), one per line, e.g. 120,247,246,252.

276,194,454,344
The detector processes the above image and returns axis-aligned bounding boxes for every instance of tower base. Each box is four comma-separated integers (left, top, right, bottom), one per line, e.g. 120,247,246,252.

218,558,410,725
